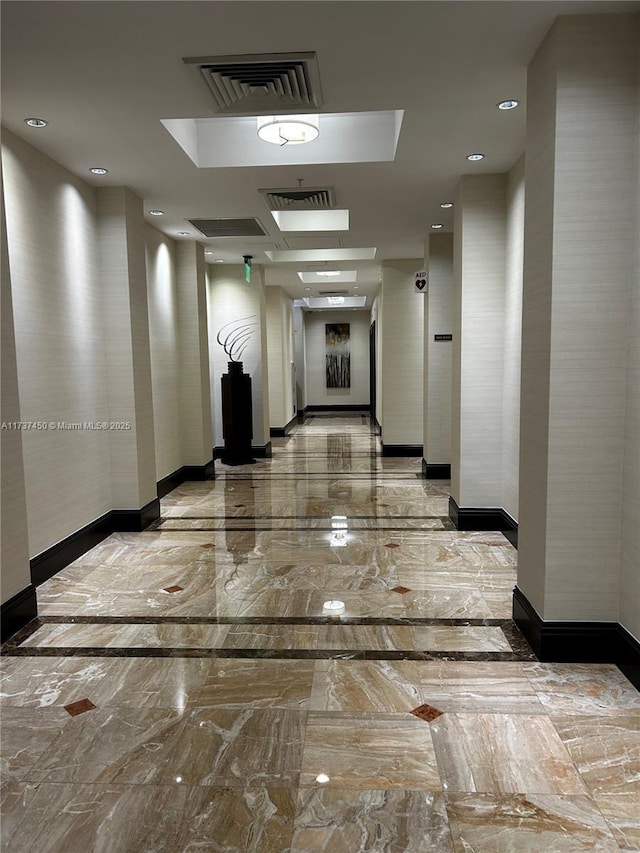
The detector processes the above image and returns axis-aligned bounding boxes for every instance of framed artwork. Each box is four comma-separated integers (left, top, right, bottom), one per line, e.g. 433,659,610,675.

326,323,350,388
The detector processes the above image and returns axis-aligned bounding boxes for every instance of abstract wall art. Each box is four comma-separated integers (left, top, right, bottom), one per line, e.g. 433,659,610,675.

325,323,351,388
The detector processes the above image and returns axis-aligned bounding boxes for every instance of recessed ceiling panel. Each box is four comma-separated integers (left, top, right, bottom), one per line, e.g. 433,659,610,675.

305,296,367,308
271,210,349,232
284,237,342,250
161,111,404,168
267,248,376,262
297,270,357,283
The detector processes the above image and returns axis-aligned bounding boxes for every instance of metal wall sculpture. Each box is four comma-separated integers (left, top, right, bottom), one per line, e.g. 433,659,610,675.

216,315,257,362
325,323,351,388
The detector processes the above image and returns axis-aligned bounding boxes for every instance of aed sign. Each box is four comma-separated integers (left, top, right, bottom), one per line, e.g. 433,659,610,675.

414,271,427,292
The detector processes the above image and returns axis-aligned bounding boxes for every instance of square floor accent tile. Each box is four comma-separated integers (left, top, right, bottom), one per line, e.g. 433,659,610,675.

63,699,96,717
391,585,412,594
411,703,443,722
163,585,184,593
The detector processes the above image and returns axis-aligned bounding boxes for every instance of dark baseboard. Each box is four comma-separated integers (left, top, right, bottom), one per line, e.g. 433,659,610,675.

372,416,381,435
157,460,215,499
381,444,423,457
30,498,161,587
30,511,113,586
270,415,297,438
422,460,451,479
111,498,160,532
513,586,640,690
1,585,38,643
215,445,271,460
253,442,272,458
305,404,369,412
449,496,518,547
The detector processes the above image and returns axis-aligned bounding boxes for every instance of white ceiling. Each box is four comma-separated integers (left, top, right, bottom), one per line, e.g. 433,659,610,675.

2,0,638,303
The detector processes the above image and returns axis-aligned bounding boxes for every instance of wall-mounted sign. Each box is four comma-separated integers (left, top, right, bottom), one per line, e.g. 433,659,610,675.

434,334,453,341
414,270,427,292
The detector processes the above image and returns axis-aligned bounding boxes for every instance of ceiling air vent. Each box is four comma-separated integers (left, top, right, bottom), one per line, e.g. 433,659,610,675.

259,186,336,210
318,290,349,297
183,52,323,115
187,218,267,238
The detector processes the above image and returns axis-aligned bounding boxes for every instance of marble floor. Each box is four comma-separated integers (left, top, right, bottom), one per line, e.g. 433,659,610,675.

2,414,639,851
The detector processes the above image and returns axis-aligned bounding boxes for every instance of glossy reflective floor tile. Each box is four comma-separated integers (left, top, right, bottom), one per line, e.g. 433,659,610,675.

291,789,453,852
299,713,441,789
2,415,638,851
430,713,589,794
444,793,619,852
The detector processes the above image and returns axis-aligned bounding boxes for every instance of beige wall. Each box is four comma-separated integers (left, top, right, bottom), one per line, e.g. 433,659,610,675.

423,232,453,465
620,33,640,640
207,265,270,449
380,260,424,446
146,226,181,480
518,14,638,625
452,174,507,507
1,161,31,603
305,310,370,407
265,286,295,427
2,130,112,557
502,157,525,521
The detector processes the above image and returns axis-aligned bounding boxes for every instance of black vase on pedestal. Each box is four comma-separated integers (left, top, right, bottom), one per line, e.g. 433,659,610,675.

221,361,256,465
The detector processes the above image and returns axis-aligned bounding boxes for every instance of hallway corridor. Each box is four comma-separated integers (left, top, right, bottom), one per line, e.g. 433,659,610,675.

1,414,639,851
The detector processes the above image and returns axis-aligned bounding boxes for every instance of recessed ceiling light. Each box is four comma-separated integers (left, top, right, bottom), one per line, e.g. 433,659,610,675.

440,202,454,209
149,209,164,216
431,224,444,229
467,153,485,162
215,259,225,263
257,115,319,146
177,232,190,236
89,167,109,175
304,287,311,291
205,250,214,254
497,100,519,110
24,117,48,128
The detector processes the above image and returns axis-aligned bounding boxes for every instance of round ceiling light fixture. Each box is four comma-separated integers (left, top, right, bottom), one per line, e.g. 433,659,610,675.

24,117,48,128
497,99,519,110
466,153,485,162
431,224,444,229
440,202,454,209
149,209,164,216
89,167,109,175
257,114,319,146
177,231,190,236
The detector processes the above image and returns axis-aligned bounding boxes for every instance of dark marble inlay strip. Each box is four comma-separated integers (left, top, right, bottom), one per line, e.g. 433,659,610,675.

155,515,452,521
2,646,531,661
33,616,513,626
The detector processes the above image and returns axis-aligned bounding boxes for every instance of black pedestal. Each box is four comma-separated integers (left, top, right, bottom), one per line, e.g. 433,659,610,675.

221,361,256,465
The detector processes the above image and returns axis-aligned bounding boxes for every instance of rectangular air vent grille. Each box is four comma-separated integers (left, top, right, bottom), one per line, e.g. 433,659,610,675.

183,52,322,115
260,186,336,210
318,290,349,297
187,218,267,238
